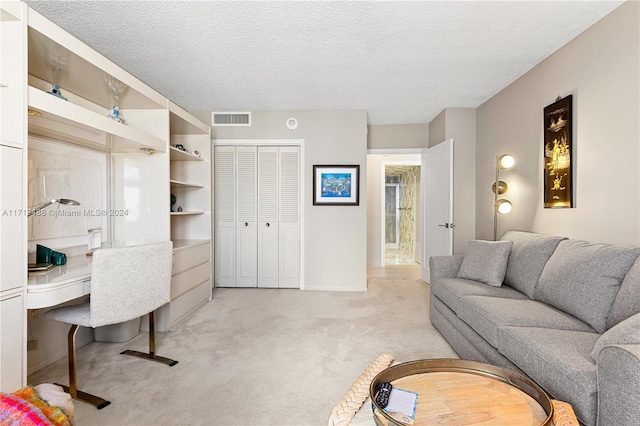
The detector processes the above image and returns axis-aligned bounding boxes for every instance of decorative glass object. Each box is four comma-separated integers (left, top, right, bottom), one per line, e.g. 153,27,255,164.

47,45,68,100
47,83,68,101
104,74,128,124
107,106,126,124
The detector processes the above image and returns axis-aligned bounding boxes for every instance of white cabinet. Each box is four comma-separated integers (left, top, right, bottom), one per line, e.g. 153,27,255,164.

0,293,25,391
0,144,26,393
0,1,26,392
0,145,24,293
214,145,300,289
0,1,26,147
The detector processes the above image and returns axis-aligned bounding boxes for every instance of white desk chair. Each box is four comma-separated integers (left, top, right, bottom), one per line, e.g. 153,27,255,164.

44,241,177,409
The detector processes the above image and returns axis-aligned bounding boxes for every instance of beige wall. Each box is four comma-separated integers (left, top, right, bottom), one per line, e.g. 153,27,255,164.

367,124,428,149
476,1,639,245
206,110,369,291
428,111,446,148
445,109,476,254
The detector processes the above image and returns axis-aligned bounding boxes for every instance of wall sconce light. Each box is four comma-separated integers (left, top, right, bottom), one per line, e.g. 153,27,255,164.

492,154,514,240
28,198,80,216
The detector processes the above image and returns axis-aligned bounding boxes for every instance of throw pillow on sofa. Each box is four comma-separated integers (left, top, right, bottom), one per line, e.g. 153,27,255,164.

457,240,512,287
500,230,566,299
536,240,640,333
591,312,640,360
607,255,640,329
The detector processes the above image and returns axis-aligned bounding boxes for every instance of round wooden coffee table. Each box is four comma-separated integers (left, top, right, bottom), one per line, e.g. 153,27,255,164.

370,358,553,426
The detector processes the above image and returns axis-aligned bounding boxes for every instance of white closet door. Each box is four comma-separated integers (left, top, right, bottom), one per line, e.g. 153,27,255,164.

257,147,278,288
278,146,300,288
235,146,257,287
214,146,236,287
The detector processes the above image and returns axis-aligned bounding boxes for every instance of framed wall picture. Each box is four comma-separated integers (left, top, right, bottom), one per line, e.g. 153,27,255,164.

543,95,573,208
313,165,360,206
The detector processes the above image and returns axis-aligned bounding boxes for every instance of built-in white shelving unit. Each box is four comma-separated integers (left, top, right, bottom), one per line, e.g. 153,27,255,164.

164,101,212,329
26,11,167,155
0,2,212,390
28,85,167,153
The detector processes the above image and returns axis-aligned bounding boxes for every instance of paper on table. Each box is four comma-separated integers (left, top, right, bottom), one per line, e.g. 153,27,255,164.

383,388,418,425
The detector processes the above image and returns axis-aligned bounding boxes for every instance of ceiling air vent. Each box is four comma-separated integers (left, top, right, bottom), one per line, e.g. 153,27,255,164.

212,112,251,126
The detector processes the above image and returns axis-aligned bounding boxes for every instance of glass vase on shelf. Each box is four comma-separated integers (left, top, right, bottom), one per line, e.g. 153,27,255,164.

47,46,68,101
105,74,128,124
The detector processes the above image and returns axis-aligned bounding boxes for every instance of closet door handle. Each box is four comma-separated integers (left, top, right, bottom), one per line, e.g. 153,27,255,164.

244,222,248,227
265,223,270,227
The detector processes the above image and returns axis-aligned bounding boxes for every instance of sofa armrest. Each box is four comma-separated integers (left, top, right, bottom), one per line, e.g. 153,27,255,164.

596,344,640,426
429,255,464,281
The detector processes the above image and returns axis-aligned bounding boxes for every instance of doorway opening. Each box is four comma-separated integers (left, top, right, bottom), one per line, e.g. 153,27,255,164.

382,161,421,266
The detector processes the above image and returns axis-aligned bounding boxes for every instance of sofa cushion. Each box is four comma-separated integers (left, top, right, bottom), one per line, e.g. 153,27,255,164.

535,239,640,333
432,277,529,314
500,230,566,299
431,296,525,372
457,240,512,287
591,313,640,361
458,296,594,347
497,326,599,425
607,255,640,329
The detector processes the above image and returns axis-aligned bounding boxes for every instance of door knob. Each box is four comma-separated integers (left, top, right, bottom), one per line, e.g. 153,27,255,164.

266,223,270,227
244,222,248,227
438,223,454,228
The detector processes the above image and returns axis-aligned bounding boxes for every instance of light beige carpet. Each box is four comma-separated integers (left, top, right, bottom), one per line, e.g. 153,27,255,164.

28,266,457,425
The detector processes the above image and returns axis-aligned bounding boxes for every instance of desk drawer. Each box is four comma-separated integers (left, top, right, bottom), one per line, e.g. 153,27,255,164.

27,281,85,309
172,242,210,276
171,261,210,300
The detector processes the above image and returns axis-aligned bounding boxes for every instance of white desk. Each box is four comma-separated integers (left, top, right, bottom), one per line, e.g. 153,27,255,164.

27,255,92,309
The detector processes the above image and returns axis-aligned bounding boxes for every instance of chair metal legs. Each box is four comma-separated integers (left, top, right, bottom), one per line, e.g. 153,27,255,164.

56,324,111,409
121,311,178,367
56,313,175,409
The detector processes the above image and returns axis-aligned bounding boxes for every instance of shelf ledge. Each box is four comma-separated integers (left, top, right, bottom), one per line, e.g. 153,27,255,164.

170,211,205,216
170,179,205,188
170,146,204,161
28,86,167,153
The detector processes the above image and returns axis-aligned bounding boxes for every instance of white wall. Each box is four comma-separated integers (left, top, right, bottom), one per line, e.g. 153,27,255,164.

476,1,639,245
207,110,368,291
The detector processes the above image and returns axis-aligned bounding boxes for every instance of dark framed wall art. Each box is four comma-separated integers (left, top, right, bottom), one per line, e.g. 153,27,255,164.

543,95,573,208
313,165,360,206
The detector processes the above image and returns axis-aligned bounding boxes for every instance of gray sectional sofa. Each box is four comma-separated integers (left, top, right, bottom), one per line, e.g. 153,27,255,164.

429,231,640,426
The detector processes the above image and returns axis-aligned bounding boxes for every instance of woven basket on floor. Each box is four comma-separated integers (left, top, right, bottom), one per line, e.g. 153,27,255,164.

551,400,579,426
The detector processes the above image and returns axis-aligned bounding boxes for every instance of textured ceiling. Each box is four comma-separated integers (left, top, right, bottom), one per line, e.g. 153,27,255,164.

25,1,623,125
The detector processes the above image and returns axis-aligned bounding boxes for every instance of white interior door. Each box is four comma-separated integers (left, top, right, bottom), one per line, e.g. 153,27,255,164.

257,147,278,288
235,146,257,287
214,143,300,289
278,146,300,288
214,146,236,287
422,139,453,281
